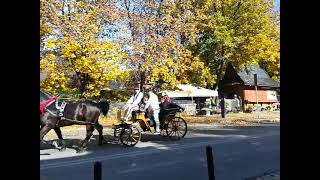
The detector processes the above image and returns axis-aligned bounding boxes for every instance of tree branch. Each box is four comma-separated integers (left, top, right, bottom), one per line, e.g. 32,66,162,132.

233,1,242,20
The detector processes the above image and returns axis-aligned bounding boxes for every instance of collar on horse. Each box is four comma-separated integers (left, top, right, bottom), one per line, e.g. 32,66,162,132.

40,96,57,116
40,96,67,117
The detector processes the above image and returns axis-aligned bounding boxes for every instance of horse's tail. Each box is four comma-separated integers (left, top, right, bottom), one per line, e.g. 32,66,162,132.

97,101,110,116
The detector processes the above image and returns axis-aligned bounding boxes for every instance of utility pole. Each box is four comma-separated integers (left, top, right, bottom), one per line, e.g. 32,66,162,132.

254,74,259,119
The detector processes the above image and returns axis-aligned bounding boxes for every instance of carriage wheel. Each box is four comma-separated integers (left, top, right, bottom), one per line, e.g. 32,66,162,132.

120,126,141,147
159,121,169,137
159,128,167,137
166,117,187,140
114,127,122,138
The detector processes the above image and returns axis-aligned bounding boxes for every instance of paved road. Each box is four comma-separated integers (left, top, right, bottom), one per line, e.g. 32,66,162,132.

40,125,280,180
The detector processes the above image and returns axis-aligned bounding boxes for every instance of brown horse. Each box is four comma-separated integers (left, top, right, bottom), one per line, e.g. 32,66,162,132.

40,90,109,153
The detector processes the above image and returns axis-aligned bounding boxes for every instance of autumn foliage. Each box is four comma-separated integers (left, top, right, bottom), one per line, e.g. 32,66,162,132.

40,0,279,99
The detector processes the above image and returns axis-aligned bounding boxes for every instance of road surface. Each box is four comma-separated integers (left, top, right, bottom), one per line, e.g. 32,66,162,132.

40,125,280,180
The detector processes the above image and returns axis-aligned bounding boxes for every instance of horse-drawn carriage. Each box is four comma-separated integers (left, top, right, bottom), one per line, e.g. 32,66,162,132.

112,104,188,147
40,89,188,152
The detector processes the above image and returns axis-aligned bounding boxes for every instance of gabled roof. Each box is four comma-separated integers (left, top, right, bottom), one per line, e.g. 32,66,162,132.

237,65,280,87
221,63,280,88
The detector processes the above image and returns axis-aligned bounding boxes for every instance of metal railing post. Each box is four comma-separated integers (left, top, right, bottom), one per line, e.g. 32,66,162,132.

206,146,215,180
94,161,102,180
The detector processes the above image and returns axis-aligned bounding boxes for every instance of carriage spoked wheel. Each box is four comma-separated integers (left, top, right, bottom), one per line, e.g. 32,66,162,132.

159,121,169,137
120,126,141,147
114,127,123,138
166,117,187,140
159,128,168,137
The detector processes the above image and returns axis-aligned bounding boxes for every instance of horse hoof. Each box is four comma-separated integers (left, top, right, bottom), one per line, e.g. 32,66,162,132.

76,148,87,153
59,147,66,152
52,141,59,148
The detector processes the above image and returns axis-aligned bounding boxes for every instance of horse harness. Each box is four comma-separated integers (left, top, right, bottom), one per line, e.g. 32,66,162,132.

40,96,67,127
40,97,97,126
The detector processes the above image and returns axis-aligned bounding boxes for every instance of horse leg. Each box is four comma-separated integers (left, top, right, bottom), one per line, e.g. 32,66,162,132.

40,125,52,143
54,127,66,151
94,123,104,146
77,125,94,153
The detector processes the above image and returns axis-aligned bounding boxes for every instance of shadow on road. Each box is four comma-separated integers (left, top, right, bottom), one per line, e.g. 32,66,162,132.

40,125,279,180
40,125,279,163
40,134,124,151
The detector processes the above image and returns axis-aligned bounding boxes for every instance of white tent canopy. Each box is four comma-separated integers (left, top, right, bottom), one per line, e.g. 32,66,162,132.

163,84,218,98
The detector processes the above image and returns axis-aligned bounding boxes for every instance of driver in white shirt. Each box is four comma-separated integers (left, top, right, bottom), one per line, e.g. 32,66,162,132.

123,85,144,122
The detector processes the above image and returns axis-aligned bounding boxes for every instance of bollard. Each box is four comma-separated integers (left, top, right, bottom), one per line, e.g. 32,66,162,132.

206,146,215,180
94,161,102,180
220,95,225,118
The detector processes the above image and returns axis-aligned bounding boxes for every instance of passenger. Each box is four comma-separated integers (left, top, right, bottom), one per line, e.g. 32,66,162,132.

143,85,161,135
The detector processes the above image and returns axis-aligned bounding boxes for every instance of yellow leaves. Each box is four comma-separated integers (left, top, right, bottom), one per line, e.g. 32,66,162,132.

40,0,279,98
46,40,56,49
140,38,213,89
40,24,51,39
40,0,129,98
192,0,280,81
40,54,69,95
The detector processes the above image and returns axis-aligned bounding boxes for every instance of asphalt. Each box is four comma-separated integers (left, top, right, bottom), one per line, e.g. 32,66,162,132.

40,125,280,180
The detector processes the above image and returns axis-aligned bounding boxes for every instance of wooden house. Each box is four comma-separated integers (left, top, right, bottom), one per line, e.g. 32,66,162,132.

219,63,280,111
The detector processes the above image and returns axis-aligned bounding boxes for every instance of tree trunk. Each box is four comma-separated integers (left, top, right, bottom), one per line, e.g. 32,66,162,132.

140,71,145,91
75,72,88,98
216,45,226,91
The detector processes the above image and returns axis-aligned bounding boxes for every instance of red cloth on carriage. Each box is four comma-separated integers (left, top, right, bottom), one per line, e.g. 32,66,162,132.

40,96,57,116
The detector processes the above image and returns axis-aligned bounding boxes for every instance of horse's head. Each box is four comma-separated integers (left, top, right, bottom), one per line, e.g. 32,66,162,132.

98,101,110,116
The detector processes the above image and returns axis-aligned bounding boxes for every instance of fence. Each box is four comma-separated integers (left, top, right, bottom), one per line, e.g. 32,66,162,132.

107,102,126,118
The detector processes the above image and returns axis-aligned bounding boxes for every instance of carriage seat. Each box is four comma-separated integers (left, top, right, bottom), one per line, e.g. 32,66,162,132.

159,102,184,122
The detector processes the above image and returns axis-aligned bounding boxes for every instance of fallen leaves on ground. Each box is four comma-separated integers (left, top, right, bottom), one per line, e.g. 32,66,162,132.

45,112,278,137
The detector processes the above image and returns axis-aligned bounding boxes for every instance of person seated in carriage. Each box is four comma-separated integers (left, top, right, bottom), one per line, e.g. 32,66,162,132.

138,93,151,117
160,93,172,105
122,85,144,122
159,93,185,122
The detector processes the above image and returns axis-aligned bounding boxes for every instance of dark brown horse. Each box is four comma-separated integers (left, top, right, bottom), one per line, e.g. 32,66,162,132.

40,90,109,152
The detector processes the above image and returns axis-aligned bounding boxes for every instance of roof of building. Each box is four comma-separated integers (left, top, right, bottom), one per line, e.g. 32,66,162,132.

237,65,280,87
221,63,280,88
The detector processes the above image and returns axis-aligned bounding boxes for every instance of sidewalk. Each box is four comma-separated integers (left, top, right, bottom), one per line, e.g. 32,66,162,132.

183,112,280,125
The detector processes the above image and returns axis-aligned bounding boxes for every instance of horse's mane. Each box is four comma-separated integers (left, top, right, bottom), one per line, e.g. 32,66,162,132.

40,90,52,97
40,90,53,104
